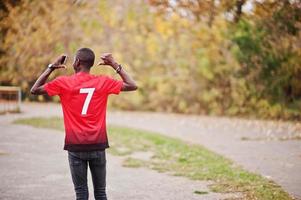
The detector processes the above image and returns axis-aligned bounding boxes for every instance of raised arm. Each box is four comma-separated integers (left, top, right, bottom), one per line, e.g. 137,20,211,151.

30,55,66,95
99,53,138,91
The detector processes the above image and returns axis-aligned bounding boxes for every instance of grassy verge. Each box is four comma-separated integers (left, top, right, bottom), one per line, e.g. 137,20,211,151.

0,107,21,115
14,117,293,200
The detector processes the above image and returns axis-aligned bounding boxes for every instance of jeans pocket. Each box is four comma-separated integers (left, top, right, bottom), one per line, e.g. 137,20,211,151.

93,151,106,165
68,153,82,166
70,158,82,166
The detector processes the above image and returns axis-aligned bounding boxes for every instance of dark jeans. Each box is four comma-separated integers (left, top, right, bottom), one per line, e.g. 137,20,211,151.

68,150,107,200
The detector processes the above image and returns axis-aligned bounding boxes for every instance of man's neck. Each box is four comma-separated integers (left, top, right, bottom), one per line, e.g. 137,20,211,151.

75,68,90,74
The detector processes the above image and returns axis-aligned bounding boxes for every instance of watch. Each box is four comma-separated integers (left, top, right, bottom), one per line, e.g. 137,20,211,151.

48,63,54,69
48,63,58,69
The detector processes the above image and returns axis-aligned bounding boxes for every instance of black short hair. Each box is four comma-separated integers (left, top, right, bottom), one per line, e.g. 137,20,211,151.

76,48,95,68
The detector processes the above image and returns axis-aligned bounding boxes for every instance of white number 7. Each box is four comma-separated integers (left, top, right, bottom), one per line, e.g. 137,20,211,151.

80,88,95,115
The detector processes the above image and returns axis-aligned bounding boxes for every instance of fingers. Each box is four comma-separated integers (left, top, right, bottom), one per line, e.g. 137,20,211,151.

57,65,67,69
101,53,112,60
100,56,109,60
54,54,67,65
99,53,113,66
97,62,106,66
58,54,65,62
101,53,112,57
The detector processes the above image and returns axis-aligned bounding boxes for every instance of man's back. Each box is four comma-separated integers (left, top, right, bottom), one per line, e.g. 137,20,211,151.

44,72,123,151
30,49,137,200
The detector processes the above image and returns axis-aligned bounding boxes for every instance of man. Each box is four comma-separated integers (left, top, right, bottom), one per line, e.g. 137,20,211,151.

30,47,138,200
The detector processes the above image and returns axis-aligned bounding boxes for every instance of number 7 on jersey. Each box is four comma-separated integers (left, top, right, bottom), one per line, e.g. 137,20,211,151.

80,88,95,115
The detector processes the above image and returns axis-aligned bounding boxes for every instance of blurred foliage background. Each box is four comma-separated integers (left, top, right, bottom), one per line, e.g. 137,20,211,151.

0,0,300,120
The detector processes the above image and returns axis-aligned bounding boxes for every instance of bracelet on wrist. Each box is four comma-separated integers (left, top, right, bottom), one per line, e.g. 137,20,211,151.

115,64,122,74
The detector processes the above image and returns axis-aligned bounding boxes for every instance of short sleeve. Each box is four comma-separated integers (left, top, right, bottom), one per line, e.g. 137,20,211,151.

103,76,123,95
44,76,65,96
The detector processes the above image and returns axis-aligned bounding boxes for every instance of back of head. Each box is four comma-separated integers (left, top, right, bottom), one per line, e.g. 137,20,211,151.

76,48,95,69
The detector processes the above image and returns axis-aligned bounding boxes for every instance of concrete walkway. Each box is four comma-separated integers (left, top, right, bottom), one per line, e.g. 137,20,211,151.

108,112,301,199
0,103,240,200
1,103,300,199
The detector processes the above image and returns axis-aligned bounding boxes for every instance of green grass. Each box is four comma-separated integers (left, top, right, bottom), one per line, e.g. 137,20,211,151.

122,157,145,168
194,190,209,195
14,117,293,200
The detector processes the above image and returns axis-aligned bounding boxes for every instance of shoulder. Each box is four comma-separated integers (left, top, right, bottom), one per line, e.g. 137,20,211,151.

54,75,69,80
99,75,118,81
51,75,67,83
96,75,111,81
57,75,75,82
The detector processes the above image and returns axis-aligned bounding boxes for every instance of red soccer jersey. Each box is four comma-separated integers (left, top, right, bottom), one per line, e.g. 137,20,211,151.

44,72,123,152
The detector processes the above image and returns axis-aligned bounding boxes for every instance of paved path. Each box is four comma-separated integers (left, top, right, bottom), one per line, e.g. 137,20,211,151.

1,103,301,199
20,103,301,198
108,112,301,199
0,103,239,200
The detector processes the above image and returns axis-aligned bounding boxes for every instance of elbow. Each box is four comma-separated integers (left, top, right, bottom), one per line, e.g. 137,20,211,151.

30,88,37,95
122,83,138,91
132,84,138,91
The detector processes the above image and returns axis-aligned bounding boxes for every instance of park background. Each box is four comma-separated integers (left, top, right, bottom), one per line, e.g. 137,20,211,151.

1,0,300,120
1,1,301,200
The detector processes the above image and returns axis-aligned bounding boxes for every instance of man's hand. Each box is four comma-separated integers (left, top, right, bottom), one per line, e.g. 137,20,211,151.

49,55,67,70
31,54,67,95
98,53,117,69
97,52,138,92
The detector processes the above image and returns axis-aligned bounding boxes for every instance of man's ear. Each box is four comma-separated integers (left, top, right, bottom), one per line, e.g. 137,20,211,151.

75,58,80,67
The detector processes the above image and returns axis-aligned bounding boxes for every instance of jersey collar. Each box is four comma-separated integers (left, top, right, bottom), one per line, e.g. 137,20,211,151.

76,71,90,76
